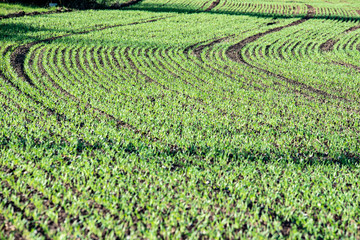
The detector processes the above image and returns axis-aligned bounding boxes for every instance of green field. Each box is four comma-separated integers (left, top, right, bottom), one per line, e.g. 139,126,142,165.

1,0,360,239
0,3,58,17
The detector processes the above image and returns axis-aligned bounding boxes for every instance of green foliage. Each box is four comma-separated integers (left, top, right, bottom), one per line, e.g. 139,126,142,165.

1,0,360,238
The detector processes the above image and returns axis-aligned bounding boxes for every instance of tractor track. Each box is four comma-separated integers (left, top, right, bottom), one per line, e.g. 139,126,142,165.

225,4,354,104
4,17,170,143
205,0,220,11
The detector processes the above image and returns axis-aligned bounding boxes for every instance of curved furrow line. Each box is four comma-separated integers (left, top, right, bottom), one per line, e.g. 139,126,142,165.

199,0,211,11
184,35,268,92
320,24,360,52
124,46,170,91
0,180,51,240
101,47,225,123
190,36,293,93
194,38,304,106
25,45,62,99
205,0,220,12
225,5,355,104
124,46,245,119
163,47,255,98
304,41,316,59
191,41,272,93
8,15,170,87
276,40,289,60
133,45,210,100
11,18,174,134
147,47,217,97
161,47,210,86
250,29,356,99
144,47,201,91
132,47,233,113
191,41,328,114
86,46,118,92
5,17,171,126
46,46,82,102
158,47,256,107
290,41,303,59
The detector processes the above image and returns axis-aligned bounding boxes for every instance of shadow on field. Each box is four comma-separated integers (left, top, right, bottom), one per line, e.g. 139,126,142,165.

0,22,55,42
124,3,360,22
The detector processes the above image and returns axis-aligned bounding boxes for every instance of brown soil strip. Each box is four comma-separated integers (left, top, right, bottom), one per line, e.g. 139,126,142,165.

320,25,360,52
7,17,168,136
225,5,352,103
205,0,220,11
10,16,167,86
186,36,267,93
199,1,210,10
193,36,230,58
357,10,360,16
0,8,72,21
333,61,360,72
320,39,339,52
0,182,51,240
0,213,26,240
291,41,302,58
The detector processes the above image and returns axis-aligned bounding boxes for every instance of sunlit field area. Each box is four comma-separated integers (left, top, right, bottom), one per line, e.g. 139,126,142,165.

1,0,360,238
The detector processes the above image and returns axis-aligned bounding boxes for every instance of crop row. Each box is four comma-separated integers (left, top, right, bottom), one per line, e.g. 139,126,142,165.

1,1,360,238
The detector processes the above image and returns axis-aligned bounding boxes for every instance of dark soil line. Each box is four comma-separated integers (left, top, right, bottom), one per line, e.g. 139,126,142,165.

0,213,26,240
186,35,267,92
35,46,64,98
125,47,242,118
205,0,220,11
225,5,352,103
78,46,113,93
332,61,360,72
7,17,168,139
146,47,211,93
199,0,210,10
0,182,51,240
10,16,168,87
291,41,302,58
1,164,115,239
0,70,64,120
164,47,263,105
0,8,72,21
320,25,360,52
0,89,31,114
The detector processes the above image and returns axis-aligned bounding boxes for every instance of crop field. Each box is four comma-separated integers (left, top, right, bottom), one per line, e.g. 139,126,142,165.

1,0,360,239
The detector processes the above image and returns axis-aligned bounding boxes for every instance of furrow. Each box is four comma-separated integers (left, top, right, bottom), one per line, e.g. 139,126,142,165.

225,5,354,104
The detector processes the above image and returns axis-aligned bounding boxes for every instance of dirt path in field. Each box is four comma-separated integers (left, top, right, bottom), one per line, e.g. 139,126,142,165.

0,8,72,21
320,25,360,52
4,17,168,142
224,5,352,103
205,0,220,11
